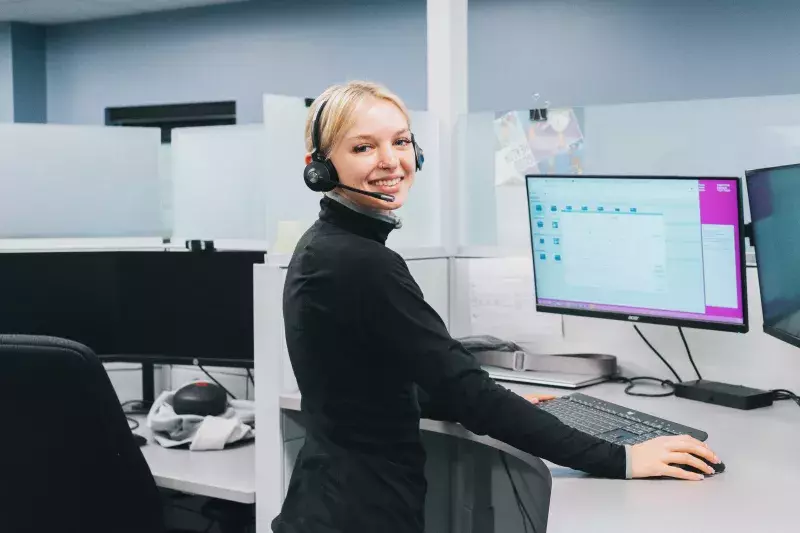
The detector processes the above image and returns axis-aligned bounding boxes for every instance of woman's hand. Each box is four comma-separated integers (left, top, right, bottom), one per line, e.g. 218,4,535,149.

631,435,721,480
523,393,558,404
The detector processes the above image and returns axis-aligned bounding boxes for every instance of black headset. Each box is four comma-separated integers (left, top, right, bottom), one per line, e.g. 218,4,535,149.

303,98,424,196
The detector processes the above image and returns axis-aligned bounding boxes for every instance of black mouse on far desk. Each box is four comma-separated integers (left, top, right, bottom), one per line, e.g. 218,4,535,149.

173,381,228,417
133,434,147,447
674,455,726,476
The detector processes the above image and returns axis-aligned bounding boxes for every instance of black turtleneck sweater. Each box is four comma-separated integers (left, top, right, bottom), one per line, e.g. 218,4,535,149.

271,196,626,533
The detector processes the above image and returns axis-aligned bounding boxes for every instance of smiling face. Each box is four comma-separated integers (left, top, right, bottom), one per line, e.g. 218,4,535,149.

306,97,416,211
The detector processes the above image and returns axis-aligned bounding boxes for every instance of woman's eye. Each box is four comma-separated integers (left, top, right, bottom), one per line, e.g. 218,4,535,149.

395,138,412,146
353,145,370,153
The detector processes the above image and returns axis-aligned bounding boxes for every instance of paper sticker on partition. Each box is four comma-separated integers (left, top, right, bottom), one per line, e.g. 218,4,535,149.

468,256,563,341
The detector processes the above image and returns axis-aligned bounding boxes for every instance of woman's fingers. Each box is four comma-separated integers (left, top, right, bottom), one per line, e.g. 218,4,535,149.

523,393,557,404
662,465,705,481
669,437,720,464
668,452,716,475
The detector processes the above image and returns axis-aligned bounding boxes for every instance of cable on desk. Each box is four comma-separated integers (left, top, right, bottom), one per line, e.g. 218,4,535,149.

196,363,237,400
499,451,537,533
609,375,676,398
246,367,255,387
772,389,800,408
608,326,682,398
126,416,140,431
678,326,703,380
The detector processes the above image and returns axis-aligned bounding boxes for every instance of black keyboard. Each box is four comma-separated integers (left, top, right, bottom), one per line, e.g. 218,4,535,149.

537,393,708,446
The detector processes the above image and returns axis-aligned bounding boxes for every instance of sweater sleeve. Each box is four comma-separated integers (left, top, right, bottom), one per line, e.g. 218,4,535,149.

364,252,627,479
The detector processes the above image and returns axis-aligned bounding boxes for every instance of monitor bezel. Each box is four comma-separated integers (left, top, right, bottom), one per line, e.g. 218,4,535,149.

745,162,800,346
524,174,750,333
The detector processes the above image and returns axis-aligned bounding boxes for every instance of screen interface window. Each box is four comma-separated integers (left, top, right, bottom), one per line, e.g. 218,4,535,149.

527,177,744,325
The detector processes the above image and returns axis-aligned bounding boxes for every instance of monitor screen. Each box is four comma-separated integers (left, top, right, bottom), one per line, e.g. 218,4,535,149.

525,175,748,332
0,250,264,364
746,164,800,349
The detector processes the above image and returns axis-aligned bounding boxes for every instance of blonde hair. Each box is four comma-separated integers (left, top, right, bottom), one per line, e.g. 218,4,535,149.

305,81,411,157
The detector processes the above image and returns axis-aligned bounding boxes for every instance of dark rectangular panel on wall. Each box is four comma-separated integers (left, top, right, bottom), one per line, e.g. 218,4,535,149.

105,100,236,143
0,23,12,123
10,23,46,124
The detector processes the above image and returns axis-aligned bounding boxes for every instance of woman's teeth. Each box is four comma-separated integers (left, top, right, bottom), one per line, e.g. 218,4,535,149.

373,178,401,187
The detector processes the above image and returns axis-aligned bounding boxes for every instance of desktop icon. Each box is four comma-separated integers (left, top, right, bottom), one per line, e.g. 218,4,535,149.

566,205,573,211
540,253,547,260
539,238,545,244
630,207,638,213
555,254,562,262
553,237,560,245
535,204,543,212
537,220,544,228
552,221,559,229
598,206,605,212
581,206,588,211
550,205,558,212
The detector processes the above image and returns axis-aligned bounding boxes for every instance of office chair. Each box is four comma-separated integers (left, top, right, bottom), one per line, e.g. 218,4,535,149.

0,334,168,533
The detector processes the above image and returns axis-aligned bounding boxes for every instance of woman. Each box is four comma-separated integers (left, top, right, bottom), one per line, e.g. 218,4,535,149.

272,81,721,532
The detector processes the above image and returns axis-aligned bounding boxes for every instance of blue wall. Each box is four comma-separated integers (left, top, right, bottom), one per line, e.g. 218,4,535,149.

46,0,428,124
44,0,800,122
469,0,800,110
0,23,13,122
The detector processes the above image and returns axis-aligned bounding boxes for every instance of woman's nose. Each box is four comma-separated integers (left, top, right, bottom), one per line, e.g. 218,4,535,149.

378,154,397,169
377,147,399,169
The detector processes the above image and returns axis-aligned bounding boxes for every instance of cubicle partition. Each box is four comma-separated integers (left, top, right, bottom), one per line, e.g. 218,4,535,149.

0,122,165,240
171,123,269,246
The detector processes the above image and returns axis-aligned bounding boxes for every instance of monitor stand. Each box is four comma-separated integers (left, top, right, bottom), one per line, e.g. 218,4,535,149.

673,380,774,410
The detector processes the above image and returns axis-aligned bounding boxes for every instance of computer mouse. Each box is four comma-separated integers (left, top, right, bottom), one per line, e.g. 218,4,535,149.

674,455,726,476
173,380,227,417
133,433,147,447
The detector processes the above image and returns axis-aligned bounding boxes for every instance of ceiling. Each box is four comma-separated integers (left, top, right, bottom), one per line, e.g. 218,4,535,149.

0,0,252,25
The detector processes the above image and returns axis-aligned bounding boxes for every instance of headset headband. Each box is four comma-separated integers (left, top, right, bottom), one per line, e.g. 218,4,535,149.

311,99,328,161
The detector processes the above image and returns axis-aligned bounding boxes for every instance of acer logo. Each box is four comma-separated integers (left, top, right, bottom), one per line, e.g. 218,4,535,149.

627,315,640,321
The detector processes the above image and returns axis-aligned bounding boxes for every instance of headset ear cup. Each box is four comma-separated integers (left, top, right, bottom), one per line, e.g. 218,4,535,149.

304,161,336,192
414,142,424,172
323,159,339,185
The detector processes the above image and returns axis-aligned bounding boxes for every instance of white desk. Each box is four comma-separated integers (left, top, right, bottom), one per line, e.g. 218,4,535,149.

280,381,799,532
133,415,256,504
513,381,800,533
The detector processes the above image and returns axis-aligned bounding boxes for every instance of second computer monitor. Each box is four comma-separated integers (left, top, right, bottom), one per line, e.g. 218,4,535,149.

746,163,800,349
525,175,748,332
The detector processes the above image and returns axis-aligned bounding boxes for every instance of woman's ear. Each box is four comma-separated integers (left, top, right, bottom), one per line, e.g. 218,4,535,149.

304,153,313,165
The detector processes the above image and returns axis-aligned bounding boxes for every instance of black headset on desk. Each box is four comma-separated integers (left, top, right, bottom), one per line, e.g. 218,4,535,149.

303,98,424,203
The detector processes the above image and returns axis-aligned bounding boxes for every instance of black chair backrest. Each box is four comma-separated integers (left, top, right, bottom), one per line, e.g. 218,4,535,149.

0,334,164,533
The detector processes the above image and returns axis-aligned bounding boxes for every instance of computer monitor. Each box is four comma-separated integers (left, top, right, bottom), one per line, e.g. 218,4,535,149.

0,249,264,410
746,163,800,349
0,250,264,365
525,175,749,333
